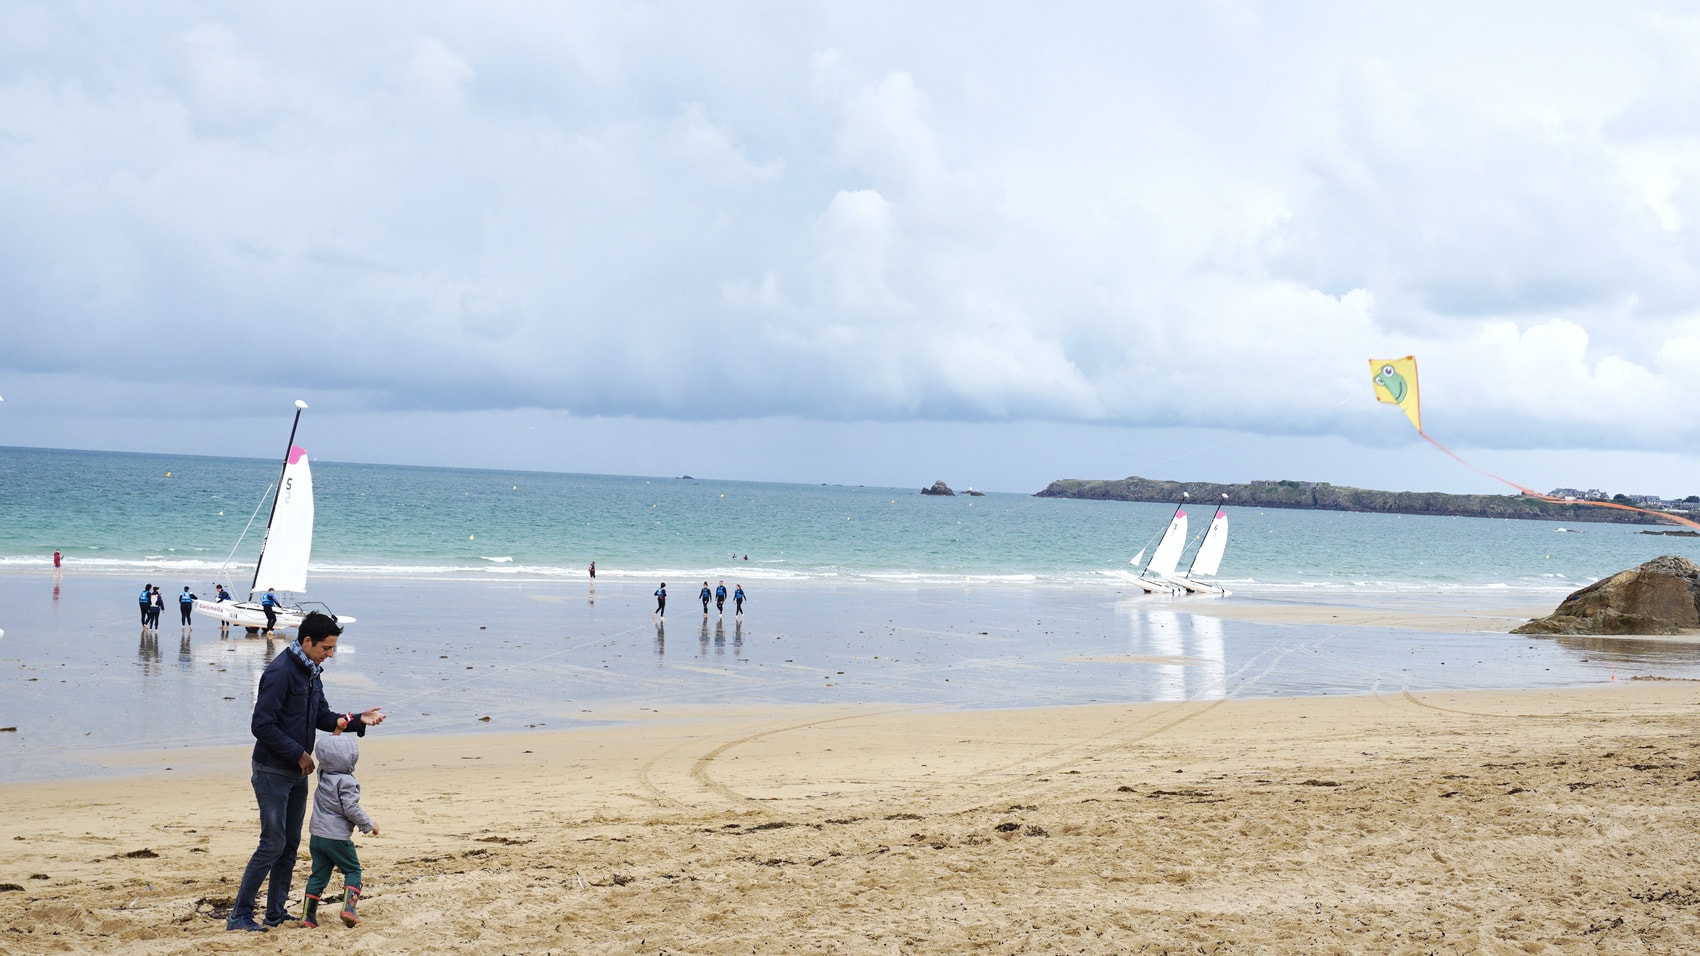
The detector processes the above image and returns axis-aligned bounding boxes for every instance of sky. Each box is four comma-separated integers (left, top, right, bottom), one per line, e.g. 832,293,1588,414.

2,2,1699,496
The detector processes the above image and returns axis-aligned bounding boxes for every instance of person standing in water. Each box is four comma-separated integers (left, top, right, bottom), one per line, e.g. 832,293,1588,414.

734,584,746,617
179,586,197,627
653,582,667,618
53,550,61,569
139,583,153,625
714,581,727,618
588,561,595,579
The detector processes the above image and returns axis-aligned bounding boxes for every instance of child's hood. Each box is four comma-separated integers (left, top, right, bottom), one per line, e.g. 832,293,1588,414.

314,733,360,774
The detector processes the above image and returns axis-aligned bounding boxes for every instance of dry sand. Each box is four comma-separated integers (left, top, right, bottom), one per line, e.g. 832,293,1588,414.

6,677,1700,955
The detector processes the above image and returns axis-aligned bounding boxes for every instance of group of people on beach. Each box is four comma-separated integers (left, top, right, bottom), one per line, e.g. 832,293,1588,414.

136,582,234,630
135,583,196,629
652,579,745,619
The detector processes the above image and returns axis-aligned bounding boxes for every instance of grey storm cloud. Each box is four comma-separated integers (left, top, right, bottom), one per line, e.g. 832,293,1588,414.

3,0,1700,460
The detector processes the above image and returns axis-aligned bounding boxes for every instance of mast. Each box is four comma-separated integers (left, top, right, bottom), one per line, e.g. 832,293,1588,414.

251,400,308,594
1138,492,1189,575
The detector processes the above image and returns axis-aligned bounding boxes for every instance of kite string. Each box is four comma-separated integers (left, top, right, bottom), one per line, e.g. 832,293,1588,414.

1419,431,1700,531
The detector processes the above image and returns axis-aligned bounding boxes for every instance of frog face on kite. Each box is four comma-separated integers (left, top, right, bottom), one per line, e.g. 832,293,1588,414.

1374,364,1408,403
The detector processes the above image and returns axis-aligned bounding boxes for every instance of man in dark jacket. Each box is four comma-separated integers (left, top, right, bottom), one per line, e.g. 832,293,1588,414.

228,612,385,932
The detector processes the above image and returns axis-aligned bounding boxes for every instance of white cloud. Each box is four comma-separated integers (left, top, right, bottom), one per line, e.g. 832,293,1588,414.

400,36,475,110
2,2,1699,492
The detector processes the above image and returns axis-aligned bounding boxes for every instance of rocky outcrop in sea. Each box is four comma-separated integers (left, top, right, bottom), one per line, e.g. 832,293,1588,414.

1512,555,1700,635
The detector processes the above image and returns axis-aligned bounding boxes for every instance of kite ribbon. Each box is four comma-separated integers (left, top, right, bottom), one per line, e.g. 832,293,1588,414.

1419,428,1700,530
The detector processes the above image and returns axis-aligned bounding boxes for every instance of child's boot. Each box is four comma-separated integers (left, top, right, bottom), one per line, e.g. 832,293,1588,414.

339,886,362,927
301,894,320,928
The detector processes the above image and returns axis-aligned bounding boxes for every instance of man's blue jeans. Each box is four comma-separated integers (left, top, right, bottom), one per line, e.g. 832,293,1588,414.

231,763,308,925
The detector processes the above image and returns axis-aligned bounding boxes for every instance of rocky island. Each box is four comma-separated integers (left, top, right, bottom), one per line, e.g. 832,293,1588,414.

1035,475,1697,526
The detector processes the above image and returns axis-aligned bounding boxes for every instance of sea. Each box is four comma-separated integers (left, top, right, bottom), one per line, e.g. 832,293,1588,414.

4,445,1700,781
2,445,1694,591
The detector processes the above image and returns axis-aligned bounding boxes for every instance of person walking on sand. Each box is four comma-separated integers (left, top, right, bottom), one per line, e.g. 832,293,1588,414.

653,582,667,618
179,586,197,627
261,587,282,637
139,583,153,625
588,561,595,579
715,580,727,618
228,611,385,933
302,723,378,928
148,586,165,630
734,584,746,617
699,581,712,617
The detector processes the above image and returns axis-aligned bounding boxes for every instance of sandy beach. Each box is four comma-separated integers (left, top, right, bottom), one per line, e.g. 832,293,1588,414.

8,573,1700,953
5,676,1700,954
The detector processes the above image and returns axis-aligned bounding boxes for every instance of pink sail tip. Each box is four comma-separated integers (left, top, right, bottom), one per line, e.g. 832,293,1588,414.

287,445,308,464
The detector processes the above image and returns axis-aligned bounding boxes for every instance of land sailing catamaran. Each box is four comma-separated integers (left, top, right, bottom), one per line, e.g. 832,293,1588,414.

194,400,355,633
1127,493,1232,596
1129,494,1190,594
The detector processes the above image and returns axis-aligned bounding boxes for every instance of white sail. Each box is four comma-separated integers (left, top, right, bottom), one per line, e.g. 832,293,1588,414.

1189,509,1229,577
1145,511,1189,577
251,446,313,594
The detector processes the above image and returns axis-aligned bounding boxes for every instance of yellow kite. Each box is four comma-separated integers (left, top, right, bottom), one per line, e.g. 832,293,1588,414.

1369,356,1420,433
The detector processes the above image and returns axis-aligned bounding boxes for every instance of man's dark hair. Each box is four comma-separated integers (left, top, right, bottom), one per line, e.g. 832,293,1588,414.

298,611,343,644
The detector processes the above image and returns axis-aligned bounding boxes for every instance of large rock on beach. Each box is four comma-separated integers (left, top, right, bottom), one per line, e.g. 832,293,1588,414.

1512,555,1700,635
921,480,955,496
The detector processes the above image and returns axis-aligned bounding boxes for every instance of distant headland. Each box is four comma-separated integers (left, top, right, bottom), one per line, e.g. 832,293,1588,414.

1035,476,1700,527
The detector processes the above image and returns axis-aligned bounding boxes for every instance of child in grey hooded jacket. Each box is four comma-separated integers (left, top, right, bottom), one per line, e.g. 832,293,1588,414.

302,722,378,927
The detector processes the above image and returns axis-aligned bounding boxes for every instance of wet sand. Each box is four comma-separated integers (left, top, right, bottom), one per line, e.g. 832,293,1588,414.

19,572,1700,786
6,683,1700,953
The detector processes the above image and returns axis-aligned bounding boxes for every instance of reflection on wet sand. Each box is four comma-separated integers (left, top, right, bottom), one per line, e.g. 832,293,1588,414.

137,630,159,671
1127,610,1227,702
1546,633,1700,667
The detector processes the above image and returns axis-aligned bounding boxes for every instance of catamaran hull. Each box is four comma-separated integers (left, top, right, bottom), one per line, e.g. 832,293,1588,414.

1165,576,1229,596
192,600,302,630
192,600,357,631
1129,575,1179,595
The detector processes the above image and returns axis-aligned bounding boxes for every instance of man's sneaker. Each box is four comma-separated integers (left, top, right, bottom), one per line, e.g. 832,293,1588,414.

225,916,270,932
262,911,300,927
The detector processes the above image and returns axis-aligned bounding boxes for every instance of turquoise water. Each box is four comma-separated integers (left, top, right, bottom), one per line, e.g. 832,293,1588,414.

2,444,1695,593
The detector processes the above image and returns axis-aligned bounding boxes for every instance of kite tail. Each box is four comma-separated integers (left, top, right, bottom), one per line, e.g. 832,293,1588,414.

1419,432,1700,531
